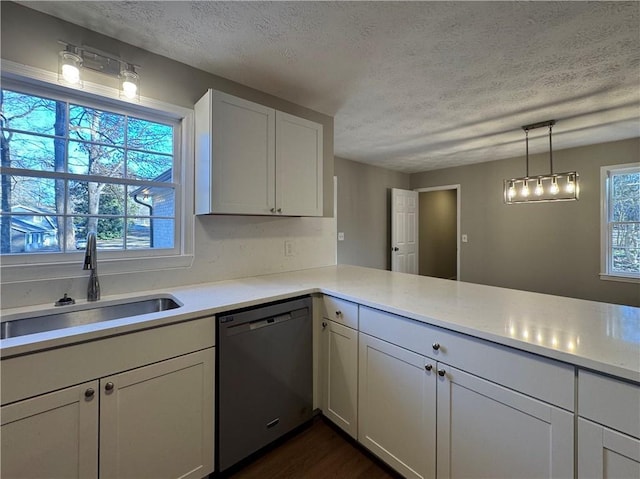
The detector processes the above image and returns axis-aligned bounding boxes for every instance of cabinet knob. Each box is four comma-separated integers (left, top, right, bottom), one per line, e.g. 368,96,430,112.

437,368,446,377
270,208,276,213
322,321,327,329
335,310,342,317
84,388,95,399
277,208,282,213
425,364,433,372
392,247,399,252
432,342,441,351
105,382,115,392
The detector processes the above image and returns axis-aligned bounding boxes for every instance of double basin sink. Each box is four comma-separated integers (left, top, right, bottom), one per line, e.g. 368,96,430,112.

1,296,181,340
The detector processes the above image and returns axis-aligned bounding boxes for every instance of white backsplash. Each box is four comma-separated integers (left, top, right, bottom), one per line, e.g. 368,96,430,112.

0,214,337,309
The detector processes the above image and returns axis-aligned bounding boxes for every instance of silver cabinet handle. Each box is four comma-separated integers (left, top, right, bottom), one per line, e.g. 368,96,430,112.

322,321,327,329
84,388,95,399
105,382,115,392
437,368,446,377
425,364,433,372
392,247,399,252
432,342,441,351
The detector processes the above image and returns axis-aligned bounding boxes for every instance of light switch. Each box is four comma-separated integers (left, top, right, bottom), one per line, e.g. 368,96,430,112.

284,240,294,256
337,232,345,241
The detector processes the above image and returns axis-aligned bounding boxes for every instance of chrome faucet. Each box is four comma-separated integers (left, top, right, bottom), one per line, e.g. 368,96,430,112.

83,232,100,301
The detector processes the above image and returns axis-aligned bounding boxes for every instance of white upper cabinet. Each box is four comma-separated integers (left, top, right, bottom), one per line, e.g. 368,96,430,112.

195,89,323,216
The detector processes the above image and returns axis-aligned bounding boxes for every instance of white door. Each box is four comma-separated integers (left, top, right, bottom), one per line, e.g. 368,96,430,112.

578,418,640,478
1,381,99,479
358,332,436,479
275,111,323,216
100,348,214,479
324,320,358,438
437,365,574,479
391,188,419,274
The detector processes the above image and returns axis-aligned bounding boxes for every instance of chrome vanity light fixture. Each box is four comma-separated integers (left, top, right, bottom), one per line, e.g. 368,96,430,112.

58,41,141,101
504,120,579,204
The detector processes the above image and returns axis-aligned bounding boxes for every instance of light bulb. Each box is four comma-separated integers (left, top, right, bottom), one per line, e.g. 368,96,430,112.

550,177,559,195
122,80,137,99
566,176,575,193
521,180,529,197
534,179,543,196
507,181,516,200
59,50,82,85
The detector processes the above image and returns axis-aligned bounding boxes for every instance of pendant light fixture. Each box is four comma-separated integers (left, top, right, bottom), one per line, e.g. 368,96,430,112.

504,120,579,204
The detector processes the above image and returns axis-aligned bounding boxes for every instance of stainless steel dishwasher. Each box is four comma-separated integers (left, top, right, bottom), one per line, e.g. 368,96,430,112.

216,296,312,473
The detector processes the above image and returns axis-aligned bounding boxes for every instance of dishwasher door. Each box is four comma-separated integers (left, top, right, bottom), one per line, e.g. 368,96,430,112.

217,296,312,472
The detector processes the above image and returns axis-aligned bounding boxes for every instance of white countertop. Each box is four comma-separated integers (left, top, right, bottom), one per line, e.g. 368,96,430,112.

2,265,639,382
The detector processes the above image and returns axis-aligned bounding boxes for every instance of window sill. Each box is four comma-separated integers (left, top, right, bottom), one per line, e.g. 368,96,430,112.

1,254,194,284
599,273,640,284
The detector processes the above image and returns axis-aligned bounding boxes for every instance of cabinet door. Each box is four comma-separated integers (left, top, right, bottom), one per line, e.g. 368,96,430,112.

275,111,323,216
579,418,640,478
1,381,99,479
209,90,276,214
100,348,214,479
358,332,436,479
324,320,358,438
437,365,573,479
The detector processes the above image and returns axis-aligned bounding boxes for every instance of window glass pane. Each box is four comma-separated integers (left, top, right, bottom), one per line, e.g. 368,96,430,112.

1,214,62,253
0,175,61,213
69,105,125,146
3,133,59,172
127,217,174,249
611,172,640,222
127,117,173,154
1,90,63,136
611,223,640,274
127,186,175,217
127,151,173,181
68,141,125,177
70,181,125,217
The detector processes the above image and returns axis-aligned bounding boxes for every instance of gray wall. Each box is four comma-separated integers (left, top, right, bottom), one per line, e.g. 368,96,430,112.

335,157,410,270
419,190,457,280
411,137,640,306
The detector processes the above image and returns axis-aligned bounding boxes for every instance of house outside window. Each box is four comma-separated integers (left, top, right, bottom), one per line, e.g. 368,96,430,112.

0,67,193,281
600,163,640,282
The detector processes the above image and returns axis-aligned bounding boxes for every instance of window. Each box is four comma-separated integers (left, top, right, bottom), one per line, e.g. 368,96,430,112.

601,163,640,282
0,66,193,281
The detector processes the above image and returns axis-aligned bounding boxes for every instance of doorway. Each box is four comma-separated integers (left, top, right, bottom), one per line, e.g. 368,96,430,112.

415,185,460,280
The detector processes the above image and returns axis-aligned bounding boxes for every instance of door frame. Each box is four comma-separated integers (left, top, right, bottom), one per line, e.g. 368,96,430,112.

414,185,460,281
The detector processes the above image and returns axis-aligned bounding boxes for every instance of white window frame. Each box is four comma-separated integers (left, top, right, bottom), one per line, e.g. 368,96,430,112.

0,60,194,283
600,162,640,283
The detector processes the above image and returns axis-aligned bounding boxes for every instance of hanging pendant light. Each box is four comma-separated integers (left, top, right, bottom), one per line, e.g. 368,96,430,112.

503,120,579,204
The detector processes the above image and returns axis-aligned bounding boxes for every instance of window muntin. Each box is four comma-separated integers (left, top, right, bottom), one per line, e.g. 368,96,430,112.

602,164,640,280
0,87,179,257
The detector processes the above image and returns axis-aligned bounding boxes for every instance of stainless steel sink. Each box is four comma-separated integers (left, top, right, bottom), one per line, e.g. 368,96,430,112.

1,296,181,340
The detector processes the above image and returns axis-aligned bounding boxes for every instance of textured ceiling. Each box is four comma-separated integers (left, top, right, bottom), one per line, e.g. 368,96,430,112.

21,1,640,173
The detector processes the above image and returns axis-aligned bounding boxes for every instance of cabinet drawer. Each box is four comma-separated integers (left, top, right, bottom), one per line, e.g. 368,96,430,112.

579,370,640,439
360,306,574,411
322,296,358,329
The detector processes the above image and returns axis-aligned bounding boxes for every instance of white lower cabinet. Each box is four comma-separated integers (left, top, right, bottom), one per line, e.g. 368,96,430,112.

1,380,99,479
100,348,214,479
358,332,436,479
578,418,640,478
436,365,574,479
323,319,358,439
1,347,214,479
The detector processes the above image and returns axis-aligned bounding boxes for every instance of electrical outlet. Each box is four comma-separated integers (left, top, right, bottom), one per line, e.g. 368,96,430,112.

284,240,294,256
462,234,468,243
338,232,345,241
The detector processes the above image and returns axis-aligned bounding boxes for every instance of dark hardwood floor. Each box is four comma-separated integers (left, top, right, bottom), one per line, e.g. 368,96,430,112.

220,416,402,479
